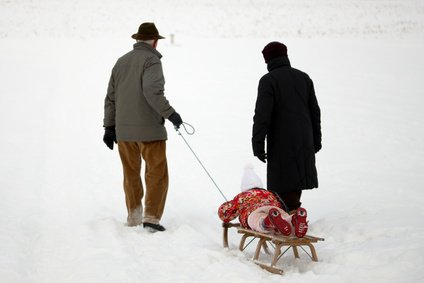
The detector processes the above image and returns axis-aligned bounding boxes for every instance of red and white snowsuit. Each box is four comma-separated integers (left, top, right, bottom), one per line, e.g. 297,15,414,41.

218,188,283,229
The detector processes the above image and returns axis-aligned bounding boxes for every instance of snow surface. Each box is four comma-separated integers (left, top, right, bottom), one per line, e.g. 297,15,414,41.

1,0,424,282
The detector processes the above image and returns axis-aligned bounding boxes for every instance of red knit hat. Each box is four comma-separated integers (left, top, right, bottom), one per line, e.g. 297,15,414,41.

262,41,288,63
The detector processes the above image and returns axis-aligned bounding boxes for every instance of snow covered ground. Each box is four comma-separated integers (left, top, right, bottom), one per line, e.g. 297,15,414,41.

1,0,424,282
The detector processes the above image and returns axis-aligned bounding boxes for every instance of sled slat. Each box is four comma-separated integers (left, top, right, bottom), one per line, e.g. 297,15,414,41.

222,222,324,275
254,261,284,275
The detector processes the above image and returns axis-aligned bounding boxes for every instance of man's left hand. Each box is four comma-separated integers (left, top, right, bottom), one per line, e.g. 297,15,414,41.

103,126,117,150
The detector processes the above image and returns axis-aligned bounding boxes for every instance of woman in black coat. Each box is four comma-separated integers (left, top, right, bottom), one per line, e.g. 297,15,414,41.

252,42,322,211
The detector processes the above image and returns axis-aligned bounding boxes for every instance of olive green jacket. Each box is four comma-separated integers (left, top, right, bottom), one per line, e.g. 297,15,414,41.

103,42,175,141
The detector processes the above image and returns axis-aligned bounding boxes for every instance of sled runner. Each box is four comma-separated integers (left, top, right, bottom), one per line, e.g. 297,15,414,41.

222,222,324,275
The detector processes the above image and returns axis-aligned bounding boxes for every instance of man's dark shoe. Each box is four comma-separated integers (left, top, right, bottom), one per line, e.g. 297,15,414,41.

143,222,166,232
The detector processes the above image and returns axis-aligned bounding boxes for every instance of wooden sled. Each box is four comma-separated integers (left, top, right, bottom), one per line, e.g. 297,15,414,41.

222,222,324,275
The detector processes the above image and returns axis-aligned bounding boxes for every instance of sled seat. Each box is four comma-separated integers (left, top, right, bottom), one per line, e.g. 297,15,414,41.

222,222,324,275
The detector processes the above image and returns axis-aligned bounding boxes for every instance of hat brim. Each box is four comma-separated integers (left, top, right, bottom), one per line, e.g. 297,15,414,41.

131,33,165,40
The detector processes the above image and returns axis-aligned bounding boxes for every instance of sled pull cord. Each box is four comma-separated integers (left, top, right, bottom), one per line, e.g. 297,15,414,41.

176,122,228,201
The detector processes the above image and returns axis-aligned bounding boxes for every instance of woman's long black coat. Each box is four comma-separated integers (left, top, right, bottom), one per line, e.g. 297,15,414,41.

252,56,321,194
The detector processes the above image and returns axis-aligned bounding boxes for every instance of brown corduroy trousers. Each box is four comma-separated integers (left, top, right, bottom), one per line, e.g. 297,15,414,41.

118,140,168,225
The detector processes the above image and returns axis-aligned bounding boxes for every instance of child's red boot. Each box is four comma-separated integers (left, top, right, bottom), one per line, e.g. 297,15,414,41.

267,208,291,236
291,207,308,238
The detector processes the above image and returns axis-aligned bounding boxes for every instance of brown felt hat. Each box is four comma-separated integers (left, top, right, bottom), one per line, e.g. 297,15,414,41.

131,22,165,40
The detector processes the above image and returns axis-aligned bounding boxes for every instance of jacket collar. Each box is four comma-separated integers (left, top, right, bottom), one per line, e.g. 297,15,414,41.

133,41,162,59
267,56,291,72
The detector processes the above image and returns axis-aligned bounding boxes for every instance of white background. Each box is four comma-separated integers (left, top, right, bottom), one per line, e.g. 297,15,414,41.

1,0,423,282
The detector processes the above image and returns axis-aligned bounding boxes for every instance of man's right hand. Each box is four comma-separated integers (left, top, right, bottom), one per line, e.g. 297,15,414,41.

103,126,117,150
168,112,183,129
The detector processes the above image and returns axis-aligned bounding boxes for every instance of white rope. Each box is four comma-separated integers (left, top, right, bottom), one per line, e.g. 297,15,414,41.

176,123,228,201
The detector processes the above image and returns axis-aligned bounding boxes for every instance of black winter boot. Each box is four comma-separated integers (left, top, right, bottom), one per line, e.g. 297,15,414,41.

143,223,166,232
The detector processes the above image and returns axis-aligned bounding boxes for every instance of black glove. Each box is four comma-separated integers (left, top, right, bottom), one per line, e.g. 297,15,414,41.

255,153,267,163
314,144,322,154
168,112,183,129
103,126,117,150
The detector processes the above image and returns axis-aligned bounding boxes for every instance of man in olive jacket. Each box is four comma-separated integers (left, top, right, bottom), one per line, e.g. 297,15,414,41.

103,23,182,232
252,41,321,212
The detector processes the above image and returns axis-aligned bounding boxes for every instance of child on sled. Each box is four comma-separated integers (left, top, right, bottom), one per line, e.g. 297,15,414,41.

218,166,308,238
